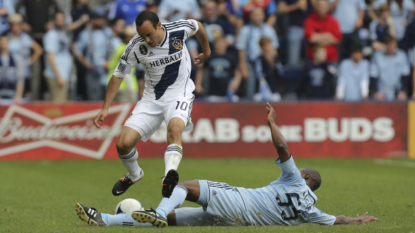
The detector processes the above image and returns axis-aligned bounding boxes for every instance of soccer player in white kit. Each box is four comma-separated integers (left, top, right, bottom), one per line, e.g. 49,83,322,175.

79,103,378,228
94,10,211,198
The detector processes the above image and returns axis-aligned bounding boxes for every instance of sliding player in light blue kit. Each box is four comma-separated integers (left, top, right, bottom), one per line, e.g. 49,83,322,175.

76,103,377,227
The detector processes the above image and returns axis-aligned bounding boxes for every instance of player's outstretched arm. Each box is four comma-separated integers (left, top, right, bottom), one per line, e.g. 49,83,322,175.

266,103,290,162
94,75,123,128
335,212,378,225
193,21,211,66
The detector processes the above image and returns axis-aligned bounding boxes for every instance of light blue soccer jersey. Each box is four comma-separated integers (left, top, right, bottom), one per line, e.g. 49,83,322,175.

205,157,337,226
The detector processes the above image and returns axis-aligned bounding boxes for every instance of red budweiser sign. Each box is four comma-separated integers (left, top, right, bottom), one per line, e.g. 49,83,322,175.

0,103,131,160
0,102,408,160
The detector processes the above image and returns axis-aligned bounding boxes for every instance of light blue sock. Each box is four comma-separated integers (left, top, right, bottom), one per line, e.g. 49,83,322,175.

102,213,153,226
156,185,188,218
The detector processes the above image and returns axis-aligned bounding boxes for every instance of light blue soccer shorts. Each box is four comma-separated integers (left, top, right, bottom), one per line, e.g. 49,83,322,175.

196,180,251,226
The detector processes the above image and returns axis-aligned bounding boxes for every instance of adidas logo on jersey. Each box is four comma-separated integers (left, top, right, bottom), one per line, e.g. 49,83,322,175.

149,51,155,57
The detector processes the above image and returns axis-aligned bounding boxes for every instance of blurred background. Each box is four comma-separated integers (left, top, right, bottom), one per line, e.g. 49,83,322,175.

0,0,414,103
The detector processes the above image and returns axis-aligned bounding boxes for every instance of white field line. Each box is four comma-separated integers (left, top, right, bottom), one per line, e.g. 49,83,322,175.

373,159,415,168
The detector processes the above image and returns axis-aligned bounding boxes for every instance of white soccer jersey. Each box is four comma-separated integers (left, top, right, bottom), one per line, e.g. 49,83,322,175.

113,19,199,101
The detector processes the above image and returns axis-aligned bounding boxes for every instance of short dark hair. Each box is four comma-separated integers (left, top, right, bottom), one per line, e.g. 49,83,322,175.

350,45,363,55
384,35,397,44
301,168,322,191
135,10,159,29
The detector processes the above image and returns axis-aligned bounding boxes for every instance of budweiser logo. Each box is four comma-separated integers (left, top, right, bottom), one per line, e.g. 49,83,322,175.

0,104,131,159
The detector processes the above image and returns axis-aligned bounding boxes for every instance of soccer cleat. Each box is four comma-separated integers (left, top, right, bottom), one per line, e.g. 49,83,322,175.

162,169,179,198
75,203,107,226
131,208,168,228
112,171,143,196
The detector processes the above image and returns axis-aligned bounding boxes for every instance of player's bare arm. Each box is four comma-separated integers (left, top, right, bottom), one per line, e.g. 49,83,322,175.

335,212,378,225
266,103,290,162
194,21,211,66
94,75,124,128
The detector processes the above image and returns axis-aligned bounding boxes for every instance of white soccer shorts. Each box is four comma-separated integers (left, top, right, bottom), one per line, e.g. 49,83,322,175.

124,94,194,141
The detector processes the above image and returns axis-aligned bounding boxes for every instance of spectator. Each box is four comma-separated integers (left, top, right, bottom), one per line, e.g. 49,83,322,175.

67,0,90,101
412,45,415,99
236,7,279,99
335,46,370,101
236,0,277,31
369,4,397,51
107,26,139,102
74,11,115,101
200,0,235,47
297,45,337,100
108,0,147,25
402,13,415,51
15,0,61,37
304,0,342,63
371,36,410,101
15,0,61,100
109,18,126,48
195,36,241,102
405,18,415,98
0,0,15,35
369,0,415,43
254,37,284,102
278,0,314,67
328,0,366,60
0,34,24,104
43,12,73,102
158,0,201,22
66,0,91,42
217,0,237,27
6,14,43,98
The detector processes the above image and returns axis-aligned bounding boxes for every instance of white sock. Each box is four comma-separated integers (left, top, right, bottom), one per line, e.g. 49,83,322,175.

164,144,182,176
156,185,188,217
118,147,143,181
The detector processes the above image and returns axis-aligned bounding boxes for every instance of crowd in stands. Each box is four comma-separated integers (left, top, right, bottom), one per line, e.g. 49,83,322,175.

0,0,414,103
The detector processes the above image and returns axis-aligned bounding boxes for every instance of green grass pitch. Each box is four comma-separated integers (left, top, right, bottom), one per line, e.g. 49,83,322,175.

1,158,414,233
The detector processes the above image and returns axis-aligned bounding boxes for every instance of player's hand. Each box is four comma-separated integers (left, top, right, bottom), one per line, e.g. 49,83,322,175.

194,53,210,66
355,212,378,224
94,108,108,129
266,102,276,124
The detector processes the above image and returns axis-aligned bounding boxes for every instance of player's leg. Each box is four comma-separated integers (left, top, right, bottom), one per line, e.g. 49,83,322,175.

169,207,234,226
76,202,152,227
131,180,202,228
113,100,164,196
162,117,185,197
162,96,194,197
112,126,144,195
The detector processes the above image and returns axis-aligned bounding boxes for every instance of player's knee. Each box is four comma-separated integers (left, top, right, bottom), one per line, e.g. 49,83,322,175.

116,139,134,155
167,125,182,141
178,181,200,202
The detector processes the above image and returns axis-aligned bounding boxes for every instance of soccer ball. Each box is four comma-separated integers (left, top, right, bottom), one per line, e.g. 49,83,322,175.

114,198,144,214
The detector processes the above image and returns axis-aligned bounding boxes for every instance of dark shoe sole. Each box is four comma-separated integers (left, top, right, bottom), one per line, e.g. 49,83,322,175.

76,203,100,226
131,212,168,228
162,169,179,198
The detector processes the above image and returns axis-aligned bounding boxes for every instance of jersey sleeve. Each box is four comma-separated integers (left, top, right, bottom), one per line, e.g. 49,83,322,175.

304,206,337,225
275,156,303,184
176,19,199,40
113,40,139,78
